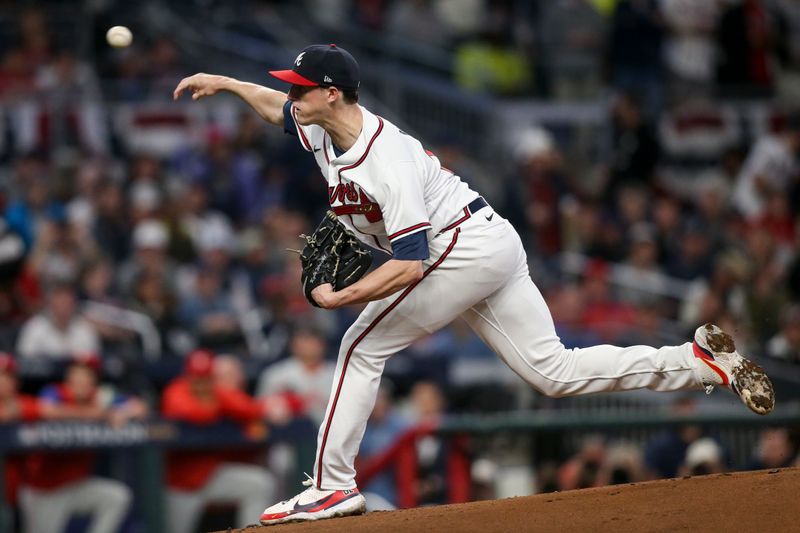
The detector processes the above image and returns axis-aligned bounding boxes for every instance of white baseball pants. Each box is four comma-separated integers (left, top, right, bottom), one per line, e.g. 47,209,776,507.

313,210,703,490
166,463,275,533
20,477,131,533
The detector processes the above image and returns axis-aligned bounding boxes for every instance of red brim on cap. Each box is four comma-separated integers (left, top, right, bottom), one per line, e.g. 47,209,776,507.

268,69,317,86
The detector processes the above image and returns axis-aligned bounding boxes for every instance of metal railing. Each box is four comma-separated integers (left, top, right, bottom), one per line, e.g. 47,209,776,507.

357,404,800,509
0,418,317,533
83,302,162,360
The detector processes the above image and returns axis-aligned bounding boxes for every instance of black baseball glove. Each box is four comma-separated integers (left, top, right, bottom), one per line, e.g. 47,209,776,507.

298,211,373,307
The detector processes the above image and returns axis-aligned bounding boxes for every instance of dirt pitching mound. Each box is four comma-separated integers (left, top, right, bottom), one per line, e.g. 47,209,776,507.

225,467,800,533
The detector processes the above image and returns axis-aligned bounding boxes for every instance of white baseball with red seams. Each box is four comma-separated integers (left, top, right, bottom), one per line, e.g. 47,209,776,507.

288,104,713,491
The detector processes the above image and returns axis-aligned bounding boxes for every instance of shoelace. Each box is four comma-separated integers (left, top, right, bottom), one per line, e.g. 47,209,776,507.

275,473,316,506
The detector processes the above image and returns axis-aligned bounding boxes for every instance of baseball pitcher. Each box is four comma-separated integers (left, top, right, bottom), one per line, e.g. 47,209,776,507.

173,44,775,526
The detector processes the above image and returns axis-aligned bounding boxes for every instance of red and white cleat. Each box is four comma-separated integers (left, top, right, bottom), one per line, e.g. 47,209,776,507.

693,323,775,415
259,477,366,526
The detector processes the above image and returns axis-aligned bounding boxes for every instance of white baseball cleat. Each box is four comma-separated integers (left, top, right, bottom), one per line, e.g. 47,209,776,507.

693,323,775,415
259,476,366,526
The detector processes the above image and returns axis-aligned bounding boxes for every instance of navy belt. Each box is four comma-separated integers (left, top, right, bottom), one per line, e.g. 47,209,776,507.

467,196,488,214
439,197,489,234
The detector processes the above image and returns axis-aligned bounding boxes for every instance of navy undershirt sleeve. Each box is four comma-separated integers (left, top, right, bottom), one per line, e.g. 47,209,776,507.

391,231,430,260
283,101,296,136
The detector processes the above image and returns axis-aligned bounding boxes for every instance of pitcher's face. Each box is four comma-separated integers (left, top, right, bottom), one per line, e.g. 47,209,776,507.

288,85,336,126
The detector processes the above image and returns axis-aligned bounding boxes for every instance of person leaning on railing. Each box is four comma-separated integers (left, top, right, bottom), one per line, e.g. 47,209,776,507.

0,354,41,512
161,349,276,533
18,353,147,533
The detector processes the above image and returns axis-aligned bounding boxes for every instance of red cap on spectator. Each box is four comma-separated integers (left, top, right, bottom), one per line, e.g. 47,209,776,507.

72,352,102,372
0,353,18,374
261,274,287,298
583,258,610,280
185,349,214,377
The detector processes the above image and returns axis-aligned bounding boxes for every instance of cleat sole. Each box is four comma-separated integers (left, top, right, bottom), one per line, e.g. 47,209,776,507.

732,359,775,415
703,323,735,352
703,324,775,415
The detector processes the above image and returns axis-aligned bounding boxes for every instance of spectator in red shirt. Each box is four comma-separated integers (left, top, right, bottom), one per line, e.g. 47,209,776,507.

162,349,275,533
19,353,147,533
0,353,41,508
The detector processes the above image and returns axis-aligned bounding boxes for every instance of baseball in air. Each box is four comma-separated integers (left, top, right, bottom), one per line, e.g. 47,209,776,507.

106,26,133,48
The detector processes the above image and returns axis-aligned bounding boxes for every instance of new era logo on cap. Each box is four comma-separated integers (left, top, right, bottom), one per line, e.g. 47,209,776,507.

269,44,360,90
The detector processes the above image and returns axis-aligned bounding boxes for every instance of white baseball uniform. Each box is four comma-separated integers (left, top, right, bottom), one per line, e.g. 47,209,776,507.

287,103,705,490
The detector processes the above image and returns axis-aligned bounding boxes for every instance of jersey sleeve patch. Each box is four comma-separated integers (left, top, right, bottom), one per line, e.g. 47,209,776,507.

390,230,430,260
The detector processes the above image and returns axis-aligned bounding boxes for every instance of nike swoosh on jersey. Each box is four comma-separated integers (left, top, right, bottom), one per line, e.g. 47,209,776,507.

485,213,494,221
313,146,321,152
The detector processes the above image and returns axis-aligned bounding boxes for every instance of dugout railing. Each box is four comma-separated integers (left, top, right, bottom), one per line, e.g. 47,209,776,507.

0,418,317,533
357,403,800,509
0,405,798,532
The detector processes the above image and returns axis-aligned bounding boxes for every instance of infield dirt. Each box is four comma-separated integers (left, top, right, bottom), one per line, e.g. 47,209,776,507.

223,467,800,533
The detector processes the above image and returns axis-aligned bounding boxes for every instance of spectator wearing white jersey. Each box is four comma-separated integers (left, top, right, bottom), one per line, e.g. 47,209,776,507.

16,282,100,360
256,325,335,425
255,325,335,502
732,116,800,219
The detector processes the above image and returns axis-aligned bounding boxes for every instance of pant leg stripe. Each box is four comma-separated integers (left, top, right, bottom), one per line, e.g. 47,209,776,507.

316,228,461,489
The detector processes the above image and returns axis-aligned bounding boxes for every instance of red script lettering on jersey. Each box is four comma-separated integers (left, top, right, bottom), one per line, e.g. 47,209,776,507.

328,184,382,222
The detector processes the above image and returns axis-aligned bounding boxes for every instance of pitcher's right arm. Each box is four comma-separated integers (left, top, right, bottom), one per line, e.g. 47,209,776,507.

174,73,287,126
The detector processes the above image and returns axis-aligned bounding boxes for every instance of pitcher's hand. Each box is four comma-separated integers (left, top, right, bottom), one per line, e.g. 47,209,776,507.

312,283,341,309
173,73,227,101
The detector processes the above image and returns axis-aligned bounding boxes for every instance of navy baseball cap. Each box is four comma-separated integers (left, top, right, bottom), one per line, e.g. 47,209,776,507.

269,44,360,90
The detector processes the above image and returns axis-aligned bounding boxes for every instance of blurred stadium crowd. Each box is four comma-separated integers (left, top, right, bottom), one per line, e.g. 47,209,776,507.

0,1,799,532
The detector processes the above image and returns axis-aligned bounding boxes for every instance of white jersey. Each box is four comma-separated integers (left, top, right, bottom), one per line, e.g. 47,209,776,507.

288,104,479,254
732,135,797,218
255,358,335,425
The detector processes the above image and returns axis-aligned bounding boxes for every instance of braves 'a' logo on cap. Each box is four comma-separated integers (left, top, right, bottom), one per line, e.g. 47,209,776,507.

295,52,305,66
